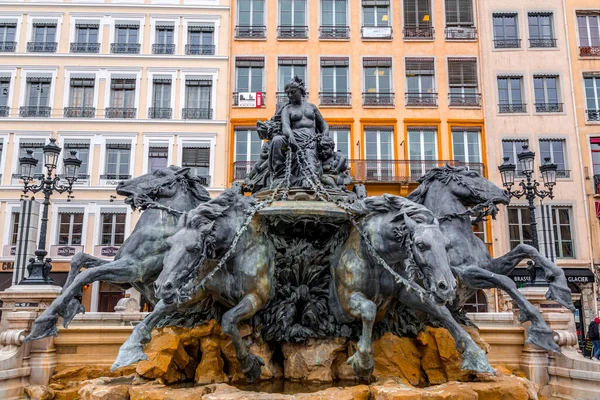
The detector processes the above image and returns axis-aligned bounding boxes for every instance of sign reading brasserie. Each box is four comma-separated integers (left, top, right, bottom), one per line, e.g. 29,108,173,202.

57,247,77,257
101,247,120,257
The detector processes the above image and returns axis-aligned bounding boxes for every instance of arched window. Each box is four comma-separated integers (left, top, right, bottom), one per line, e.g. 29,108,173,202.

463,290,488,313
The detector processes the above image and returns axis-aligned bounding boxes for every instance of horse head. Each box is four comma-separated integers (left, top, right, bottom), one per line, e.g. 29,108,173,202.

116,166,210,210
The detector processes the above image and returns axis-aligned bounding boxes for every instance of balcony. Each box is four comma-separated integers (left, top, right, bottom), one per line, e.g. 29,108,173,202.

70,42,100,53
233,161,254,181
594,175,600,195
534,103,563,113
152,44,175,55
448,93,481,107
0,106,9,117
110,43,140,54
403,26,434,40
493,39,521,49
529,38,556,48
556,170,571,179
348,160,481,183
319,92,351,106
185,44,215,55
100,174,132,180
319,26,350,39
587,110,600,121
182,108,213,119
406,92,438,107
362,92,394,107
277,26,308,39
580,46,600,57
0,41,17,52
20,106,51,117
444,27,477,41
64,107,96,118
232,92,266,107
235,26,266,39
498,103,527,113
105,108,136,118
148,107,172,119
276,91,309,104
27,42,57,52
361,26,392,39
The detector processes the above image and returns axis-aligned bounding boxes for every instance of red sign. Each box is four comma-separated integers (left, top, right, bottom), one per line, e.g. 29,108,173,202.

595,201,600,218
255,92,263,108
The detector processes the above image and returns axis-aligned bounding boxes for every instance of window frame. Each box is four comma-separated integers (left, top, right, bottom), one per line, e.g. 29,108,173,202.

100,212,127,247
451,128,482,165
539,138,567,173
577,14,600,47
364,127,394,179
533,75,559,106
57,212,84,246
507,206,533,249
279,0,307,28
551,206,575,258
321,0,348,27
238,0,266,27
502,139,529,176
528,12,554,40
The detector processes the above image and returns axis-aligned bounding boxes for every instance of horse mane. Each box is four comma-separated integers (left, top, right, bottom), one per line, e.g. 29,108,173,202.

407,164,468,205
185,189,242,230
351,194,435,225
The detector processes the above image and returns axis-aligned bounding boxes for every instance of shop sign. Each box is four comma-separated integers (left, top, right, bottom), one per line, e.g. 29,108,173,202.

101,247,120,257
1,262,14,271
238,92,263,108
567,276,592,284
15,302,38,308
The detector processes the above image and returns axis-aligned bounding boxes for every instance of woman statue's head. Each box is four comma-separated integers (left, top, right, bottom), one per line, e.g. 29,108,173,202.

284,76,307,102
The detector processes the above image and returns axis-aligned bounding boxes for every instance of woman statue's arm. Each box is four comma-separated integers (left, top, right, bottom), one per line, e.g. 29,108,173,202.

313,105,329,137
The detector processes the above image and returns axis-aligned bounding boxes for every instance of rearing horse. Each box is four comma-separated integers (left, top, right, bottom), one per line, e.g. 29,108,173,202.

408,165,575,353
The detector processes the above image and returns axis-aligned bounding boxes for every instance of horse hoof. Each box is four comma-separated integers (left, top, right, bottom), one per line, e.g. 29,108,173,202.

526,327,561,353
25,315,59,341
241,354,264,383
461,348,495,375
112,345,148,372
347,353,374,381
62,299,85,328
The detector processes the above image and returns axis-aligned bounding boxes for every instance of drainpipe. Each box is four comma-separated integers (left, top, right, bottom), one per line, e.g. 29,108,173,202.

562,0,597,318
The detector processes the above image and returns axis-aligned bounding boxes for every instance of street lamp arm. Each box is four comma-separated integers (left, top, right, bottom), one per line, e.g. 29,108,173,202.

51,176,74,195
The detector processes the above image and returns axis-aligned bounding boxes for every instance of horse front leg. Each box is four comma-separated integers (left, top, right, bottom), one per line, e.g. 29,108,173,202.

457,265,560,353
63,253,110,290
221,293,266,383
491,244,574,311
346,292,376,380
399,289,495,374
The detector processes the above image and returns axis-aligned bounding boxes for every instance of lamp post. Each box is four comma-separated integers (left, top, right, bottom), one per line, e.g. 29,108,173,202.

498,144,558,286
18,138,81,285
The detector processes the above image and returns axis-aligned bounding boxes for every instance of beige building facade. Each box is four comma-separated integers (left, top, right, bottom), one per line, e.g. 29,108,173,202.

0,0,231,311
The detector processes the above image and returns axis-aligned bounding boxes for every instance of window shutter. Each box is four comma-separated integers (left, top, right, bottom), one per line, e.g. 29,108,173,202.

451,126,481,133
64,141,90,149
320,57,349,67
106,142,131,150
446,0,473,25
236,57,265,67
185,78,212,86
149,146,169,157
363,57,392,67
76,22,100,28
0,20,17,27
448,58,477,86
111,79,136,90
278,57,308,66
364,125,393,131
155,23,175,29
405,58,434,75
33,20,58,27
188,24,214,32
153,75,172,84
26,76,52,83
404,0,431,27
115,23,140,29
58,208,85,214
21,141,45,148
362,0,390,6
182,146,210,167
70,78,95,87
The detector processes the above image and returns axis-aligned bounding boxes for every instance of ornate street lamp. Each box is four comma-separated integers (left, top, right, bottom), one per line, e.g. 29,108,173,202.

498,145,558,286
18,138,81,285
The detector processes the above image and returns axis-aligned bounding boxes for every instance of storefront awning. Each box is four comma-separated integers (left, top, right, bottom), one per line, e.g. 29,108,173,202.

509,268,594,284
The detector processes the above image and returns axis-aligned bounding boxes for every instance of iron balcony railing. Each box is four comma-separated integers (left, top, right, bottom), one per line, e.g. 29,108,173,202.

494,39,521,49
233,161,254,181
110,43,140,54
319,92,351,106
232,92,266,107
0,106,9,117
70,42,100,53
182,108,213,119
348,160,484,183
529,38,556,48
498,103,527,113
100,174,132,180
594,175,600,195
148,107,172,119
556,170,571,179
534,103,563,113
20,106,51,117
276,91,309,104
185,44,215,55
586,110,600,121
58,173,90,180
197,175,211,186
27,42,57,52
12,173,44,179
362,92,395,106
361,26,392,39
277,26,308,39
105,107,136,118
580,46,600,57
444,27,477,40
403,26,434,40
152,44,175,54
64,107,96,118
406,92,438,107
448,93,481,107
235,25,267,38
319,26,350,39
0,41,17,52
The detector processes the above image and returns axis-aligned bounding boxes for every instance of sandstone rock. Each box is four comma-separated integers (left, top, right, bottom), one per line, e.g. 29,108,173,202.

372,333,425,386
295,385,371,400
422,381,478,399
370,382,423,400
195,336,228,384
25,385,55,400
417,329,447,385
469,375,536,400
281,338,348,382
53,387,80,400
136,332,190,383
426,328,468,382
51,365,137,385
78,377,131,400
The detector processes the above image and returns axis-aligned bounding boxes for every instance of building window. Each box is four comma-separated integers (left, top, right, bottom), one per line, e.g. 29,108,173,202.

72,23,99,53
64,141,90,179
552,207,574,258
148,145,168,173
539,139,567,178
182,144,210,182
236,0,266,38
10,212,20,246
153,24,174,54
104,142,131,179
58,212,84,246
183,78,212,119
112,24,140,54
21,77,51,117
363,57,393,106
29,22,57,52
149,76,172,119
463,290,488,313
101,212,126,246
445,0,474,39
508,206,532,249
405,57,436,106
472,218,492,255
452,128,481,172
362,0,391,39
448,58,479,106
591,138,600,193
186,25,214,55
408,128,438,178
278,57,307,102
18,141,44,177
497,76,525,113
0,21,17,52
320,0,348,39
577,14,600,56
65,77,95,118
364,127,393,180
584,75,600,121
502,139,528,176
492,13,519,48
107,78,136,118
234,57,265,105
234,128,262,180
330,127,350,158
533,75,561,113
320,58,350,105
0,76,10,117
528,13,555,48
278,0,308,38
403,0,433,40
